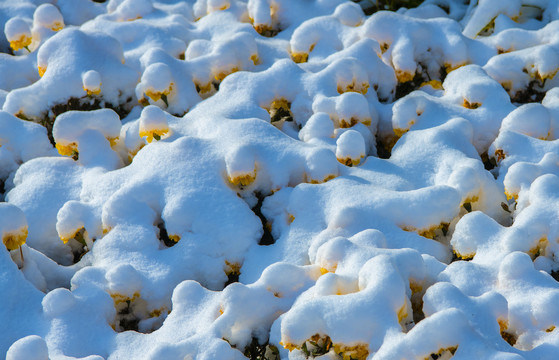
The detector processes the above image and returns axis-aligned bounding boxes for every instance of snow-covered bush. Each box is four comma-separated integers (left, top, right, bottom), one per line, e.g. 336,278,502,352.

3,1,559,359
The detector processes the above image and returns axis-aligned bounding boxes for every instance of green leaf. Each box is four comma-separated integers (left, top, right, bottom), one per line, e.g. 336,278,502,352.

161,94,169,107
301,342,310,357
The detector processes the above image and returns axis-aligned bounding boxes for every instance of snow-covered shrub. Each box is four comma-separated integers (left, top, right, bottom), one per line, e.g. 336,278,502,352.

3,1,559,359
3,28,138,123
4,17,32,52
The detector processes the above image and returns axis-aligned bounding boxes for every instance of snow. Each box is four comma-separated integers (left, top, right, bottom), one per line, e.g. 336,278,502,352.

138,105,170,143
4,17,31,52
0,202,28,251
4,28,138,120
81,70,101,96
33,4,64,32
335,129,366,166
6,335,49,360
2,0,559,359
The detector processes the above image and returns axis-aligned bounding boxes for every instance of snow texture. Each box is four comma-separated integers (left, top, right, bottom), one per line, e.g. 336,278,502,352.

2,1,559,359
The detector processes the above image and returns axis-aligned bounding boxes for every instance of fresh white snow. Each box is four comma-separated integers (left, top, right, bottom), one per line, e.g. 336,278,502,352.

1,0,559,359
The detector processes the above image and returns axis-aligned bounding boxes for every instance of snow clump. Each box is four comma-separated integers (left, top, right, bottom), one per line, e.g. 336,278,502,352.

3,1,559,359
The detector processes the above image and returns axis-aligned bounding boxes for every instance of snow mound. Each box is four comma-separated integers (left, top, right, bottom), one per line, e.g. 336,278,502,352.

2,1,559,359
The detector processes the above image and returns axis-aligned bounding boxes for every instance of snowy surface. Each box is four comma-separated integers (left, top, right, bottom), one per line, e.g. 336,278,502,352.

2,0,559,359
